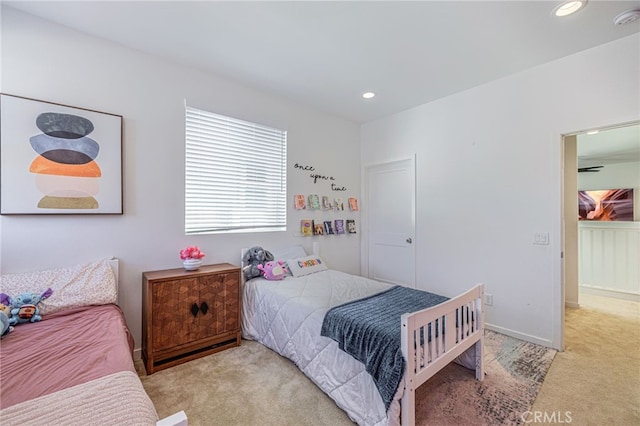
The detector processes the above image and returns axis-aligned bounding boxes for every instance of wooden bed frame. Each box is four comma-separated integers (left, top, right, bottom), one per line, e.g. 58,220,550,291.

400,283,485,425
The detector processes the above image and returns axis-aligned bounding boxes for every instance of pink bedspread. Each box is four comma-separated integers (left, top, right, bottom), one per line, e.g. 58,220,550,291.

0,304,136,409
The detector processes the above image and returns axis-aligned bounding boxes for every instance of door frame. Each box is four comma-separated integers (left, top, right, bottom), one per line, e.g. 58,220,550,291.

560,120,638,351
361,154,416,282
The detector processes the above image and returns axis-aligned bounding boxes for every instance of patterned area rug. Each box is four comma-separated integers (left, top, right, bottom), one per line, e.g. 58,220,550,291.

139,330,556,426
415,330,557,425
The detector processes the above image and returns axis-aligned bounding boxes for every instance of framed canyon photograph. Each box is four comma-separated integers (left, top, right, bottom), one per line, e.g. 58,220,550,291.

578,188,634,221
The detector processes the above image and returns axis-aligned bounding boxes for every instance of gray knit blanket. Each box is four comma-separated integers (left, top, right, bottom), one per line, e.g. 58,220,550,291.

320,285,448,411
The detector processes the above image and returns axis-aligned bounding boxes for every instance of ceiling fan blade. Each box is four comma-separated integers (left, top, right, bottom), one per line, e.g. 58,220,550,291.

578,166,603,173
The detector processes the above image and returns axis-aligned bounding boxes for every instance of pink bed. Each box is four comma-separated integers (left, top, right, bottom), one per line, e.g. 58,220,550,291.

0,304,135,409
0,259,159,426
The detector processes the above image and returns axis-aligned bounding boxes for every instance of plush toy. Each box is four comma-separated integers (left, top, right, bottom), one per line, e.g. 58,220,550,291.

242,246,274,280
4,288,53,325
257,260,288,281
0,296,13,338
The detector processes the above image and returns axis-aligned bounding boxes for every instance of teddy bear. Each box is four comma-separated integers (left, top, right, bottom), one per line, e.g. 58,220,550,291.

242,246,274,280
3,288,53,325
0,296,13,338
257,260,288,281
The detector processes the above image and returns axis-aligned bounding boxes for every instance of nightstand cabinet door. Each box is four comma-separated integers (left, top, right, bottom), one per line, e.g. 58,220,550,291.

200,272,240,338
150,277,200,351
142,263,241,374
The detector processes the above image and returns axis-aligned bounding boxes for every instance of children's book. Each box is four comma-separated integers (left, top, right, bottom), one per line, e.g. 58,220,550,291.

348,198,359,211
313,221,324,235
334,198,344,211
335,219,345,234
301,219,313,236
323,221,335,235
308,194,320,210
322,196,332,210
294,194,306,210
346,219,356,234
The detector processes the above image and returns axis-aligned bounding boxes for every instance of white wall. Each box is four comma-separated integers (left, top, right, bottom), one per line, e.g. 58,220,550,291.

578,221,640,299
361,34,640,349
0,7,361,350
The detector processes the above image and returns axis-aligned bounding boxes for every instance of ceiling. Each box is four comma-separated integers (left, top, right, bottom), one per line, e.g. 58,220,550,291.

577,124,640,168
5,1,640,124
4,1,640,166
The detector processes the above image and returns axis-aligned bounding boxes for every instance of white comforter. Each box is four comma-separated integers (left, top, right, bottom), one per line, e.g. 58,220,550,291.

242,269,404,426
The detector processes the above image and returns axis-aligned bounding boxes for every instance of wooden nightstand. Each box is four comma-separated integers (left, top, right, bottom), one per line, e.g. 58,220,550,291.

142,263,241,374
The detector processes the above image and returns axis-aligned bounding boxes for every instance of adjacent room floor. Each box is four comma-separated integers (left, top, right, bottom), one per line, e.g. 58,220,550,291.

530,293,640,425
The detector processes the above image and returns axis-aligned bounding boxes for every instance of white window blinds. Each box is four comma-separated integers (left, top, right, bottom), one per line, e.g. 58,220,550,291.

185,106,287,234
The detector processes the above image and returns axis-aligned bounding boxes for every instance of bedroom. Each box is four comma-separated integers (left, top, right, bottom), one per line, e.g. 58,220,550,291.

0,1,638,425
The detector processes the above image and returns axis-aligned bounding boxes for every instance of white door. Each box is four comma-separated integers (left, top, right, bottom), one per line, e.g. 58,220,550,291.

366,157,416,287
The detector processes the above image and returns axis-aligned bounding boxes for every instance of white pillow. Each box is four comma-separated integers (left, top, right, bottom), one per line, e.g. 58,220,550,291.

269,245,308,276
0,258,117,315
270,245,307,260
286,255,328,277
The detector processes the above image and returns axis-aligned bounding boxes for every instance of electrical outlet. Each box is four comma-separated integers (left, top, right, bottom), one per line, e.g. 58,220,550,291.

485,293,493,306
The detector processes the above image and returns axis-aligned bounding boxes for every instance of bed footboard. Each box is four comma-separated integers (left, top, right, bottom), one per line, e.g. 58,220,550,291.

400,283,485,426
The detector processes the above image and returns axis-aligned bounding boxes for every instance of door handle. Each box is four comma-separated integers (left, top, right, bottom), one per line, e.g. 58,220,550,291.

406,238,412,244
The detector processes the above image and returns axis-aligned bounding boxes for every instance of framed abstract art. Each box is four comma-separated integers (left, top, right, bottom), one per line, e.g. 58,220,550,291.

0,94,123,214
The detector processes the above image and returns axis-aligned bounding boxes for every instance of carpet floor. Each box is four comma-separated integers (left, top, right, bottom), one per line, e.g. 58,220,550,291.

530,294,640,425
139,330,556,425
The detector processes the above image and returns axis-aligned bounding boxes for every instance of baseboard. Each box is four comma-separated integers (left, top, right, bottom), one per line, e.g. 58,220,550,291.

133,347,142,361
565,301,580,309
580,285,640,302
485,323,554,349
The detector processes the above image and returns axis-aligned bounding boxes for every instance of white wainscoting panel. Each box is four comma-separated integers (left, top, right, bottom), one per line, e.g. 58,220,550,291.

579,221,640,300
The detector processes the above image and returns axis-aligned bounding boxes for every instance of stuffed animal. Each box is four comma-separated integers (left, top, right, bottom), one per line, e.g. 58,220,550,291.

242,246,274,280
5,288,53,325
0,297,13,338
257,260,288,281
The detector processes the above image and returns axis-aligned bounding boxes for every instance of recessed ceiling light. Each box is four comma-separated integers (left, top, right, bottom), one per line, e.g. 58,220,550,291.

552,0,588,17
362,92,376,99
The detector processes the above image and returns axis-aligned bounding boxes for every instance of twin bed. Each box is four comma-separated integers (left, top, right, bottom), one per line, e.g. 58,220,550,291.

242,245,485,426
0,258,186,426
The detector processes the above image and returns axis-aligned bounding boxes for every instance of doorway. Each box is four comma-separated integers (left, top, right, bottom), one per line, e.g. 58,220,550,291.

562,122,640,312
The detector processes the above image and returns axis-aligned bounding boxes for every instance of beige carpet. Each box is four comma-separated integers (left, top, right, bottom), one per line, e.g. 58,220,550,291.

139,340,354,426
139,330,555,425
530,294,640,425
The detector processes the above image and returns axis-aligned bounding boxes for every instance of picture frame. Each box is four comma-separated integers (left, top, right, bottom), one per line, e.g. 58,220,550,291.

0,94,123,214
578,188,634,221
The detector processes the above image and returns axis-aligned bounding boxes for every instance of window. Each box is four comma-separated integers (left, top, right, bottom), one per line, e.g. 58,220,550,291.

185,106,287,234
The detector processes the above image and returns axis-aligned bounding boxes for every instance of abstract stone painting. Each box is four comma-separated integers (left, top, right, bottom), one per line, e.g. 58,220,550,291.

0,94,122,214
30,112,101,209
